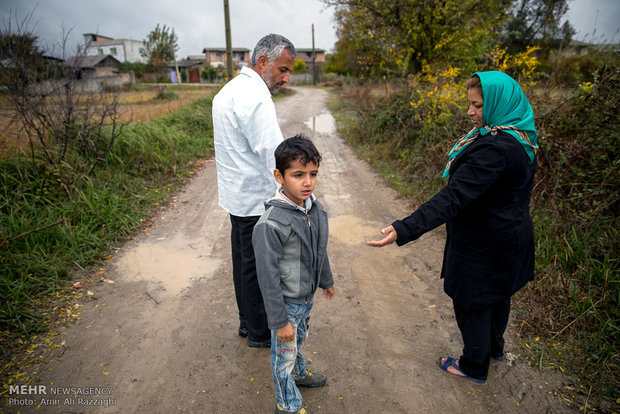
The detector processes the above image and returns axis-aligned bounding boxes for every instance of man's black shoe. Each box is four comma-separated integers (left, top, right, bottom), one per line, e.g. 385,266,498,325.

247,338,271,348
238,320,248,337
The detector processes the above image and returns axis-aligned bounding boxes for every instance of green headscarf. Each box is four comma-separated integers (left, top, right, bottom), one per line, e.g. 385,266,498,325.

442,71,538,177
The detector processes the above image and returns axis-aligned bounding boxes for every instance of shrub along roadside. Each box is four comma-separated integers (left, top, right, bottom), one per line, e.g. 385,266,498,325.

0,94,215,339
326,69,618,409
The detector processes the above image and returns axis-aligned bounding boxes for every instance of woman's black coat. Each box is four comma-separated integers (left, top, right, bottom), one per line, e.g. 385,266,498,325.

392,131,536,308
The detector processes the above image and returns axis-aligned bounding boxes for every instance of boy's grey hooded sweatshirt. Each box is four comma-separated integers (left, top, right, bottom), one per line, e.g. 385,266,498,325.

252,190,333,330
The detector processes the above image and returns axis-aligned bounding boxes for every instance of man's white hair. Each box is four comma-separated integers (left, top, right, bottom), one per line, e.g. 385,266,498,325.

250,33,296,65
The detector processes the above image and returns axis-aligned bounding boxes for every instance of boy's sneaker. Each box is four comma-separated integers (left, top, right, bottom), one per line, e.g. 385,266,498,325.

295,370,326,388
275,403,311,414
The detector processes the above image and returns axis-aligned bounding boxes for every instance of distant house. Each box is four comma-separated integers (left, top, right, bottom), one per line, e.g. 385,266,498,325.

187,55,207,62
289,48,327,84
202,47,250,68
168,56,206,83
64,55,121,79
295,48,326,65
83,33,147,63
60,54,131,92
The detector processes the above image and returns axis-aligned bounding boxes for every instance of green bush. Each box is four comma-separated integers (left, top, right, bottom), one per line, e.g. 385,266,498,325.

332,76,470,202
154,90,179,101
292,58,307,73
118,61,148,80
549,46,619,86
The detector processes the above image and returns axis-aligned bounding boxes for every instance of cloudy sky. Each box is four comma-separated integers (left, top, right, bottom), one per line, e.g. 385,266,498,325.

1,0,619,59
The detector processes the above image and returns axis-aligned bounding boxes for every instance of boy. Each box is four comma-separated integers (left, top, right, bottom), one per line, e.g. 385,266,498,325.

252,135,335,414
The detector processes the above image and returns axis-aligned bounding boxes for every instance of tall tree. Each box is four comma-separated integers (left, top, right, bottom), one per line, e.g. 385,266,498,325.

142,24,178,71
501,0,575,54
322,0,512,77
0,9,46,87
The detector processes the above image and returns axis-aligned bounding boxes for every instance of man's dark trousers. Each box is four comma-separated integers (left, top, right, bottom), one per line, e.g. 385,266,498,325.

230,214,270,342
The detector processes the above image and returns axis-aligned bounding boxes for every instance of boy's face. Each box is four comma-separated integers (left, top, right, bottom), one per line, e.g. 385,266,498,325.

274,159,319,207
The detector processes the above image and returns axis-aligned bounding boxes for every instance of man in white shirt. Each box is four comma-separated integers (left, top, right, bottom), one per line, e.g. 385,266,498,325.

212,34,295,348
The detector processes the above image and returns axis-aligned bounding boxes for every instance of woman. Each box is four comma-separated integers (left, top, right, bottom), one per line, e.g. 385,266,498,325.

367,71,538,384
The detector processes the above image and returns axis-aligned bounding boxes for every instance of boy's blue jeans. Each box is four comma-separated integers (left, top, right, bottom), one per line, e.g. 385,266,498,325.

271,301,313,412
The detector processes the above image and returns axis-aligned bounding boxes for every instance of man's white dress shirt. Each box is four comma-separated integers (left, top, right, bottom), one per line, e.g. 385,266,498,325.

212,66,284,217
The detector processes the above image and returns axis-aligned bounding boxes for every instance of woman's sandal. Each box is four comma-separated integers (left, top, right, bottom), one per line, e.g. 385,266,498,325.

436,357,486,384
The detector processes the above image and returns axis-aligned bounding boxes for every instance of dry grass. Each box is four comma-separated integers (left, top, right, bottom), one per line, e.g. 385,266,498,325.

117,87,216,122
0,85,217,156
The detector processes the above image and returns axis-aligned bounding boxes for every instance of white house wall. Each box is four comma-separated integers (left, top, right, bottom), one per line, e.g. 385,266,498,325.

86,44,125,61
122,40,147,63
85,40,147,63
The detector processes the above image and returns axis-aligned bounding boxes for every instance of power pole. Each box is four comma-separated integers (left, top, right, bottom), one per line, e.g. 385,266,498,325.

311,23,316,85
224,0,234,80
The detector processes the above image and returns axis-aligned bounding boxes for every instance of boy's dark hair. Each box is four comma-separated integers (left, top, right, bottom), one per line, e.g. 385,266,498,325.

275,134,322,175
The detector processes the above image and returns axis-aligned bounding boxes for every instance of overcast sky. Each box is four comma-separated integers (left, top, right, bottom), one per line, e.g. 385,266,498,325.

1,0,619,59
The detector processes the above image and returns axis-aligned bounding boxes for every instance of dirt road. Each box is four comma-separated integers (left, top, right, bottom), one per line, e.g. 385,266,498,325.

9,87,571,413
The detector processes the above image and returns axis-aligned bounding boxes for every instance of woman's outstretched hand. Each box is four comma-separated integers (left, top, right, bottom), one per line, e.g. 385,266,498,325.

366,225,398,247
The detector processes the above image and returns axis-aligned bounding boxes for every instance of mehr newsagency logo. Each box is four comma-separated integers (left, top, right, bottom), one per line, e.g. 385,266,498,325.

6,384,116,408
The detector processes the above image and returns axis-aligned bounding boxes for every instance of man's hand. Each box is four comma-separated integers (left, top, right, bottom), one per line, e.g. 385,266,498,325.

366,225,398,247
277,322,296,343
322,286,335,300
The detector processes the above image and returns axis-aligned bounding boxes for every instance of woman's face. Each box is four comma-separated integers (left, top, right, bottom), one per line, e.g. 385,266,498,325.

467,88,483,128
